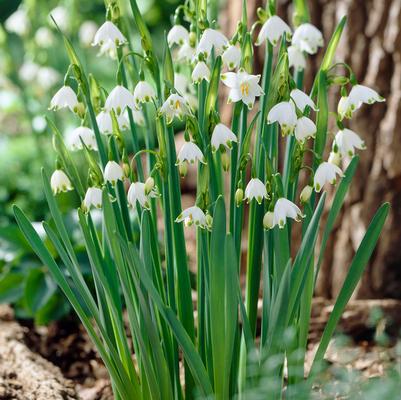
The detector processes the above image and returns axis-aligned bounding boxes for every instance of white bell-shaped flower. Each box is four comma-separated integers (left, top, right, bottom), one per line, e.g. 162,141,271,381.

96,111,129,135
256,16,292,46
348,84,385,107
267,101,297,135
98,40,118,59
334,128,366,157
127,182,157,209
288,45,306,71
328,151,341,166
83,187,103,210
272,198,304,229
292,23,323,54
211,123,237,152
245,178,268,204
105,85,135,115
314,161,343,192
133,81,156,107
222,45,241,70
176,206,207,229
104,161,124,184
177,42,196,62
295,116,316,142
79,21,98,47
5,8,30,36
176,141,205,165
337,96,352,120
196,28,228,57
92,21,127,47
167,25,189,46
290,89,318,112
132,109,145,126
69,126,98,151
221,70,263,109
49,86,79,112
50,170,73,195
160,93,190,124
192,61,210,83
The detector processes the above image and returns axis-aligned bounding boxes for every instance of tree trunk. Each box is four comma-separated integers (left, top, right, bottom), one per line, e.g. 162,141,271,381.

225,0,401,299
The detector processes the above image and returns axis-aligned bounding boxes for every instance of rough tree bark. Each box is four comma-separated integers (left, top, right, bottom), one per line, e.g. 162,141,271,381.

225,0,401,299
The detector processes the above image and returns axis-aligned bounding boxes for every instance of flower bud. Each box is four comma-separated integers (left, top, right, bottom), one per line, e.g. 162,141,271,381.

221,152,230,171
145,176,155,195
74,102,86,119
300,185,313,203
235,188,244,206
263,211,274,230
205,214,213,229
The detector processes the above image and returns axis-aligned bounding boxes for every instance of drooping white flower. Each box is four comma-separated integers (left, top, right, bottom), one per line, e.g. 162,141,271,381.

133,81,156,107
105,85,135,115
127,182,158,209
271,198,304,229
192,61,211,83
132,109,145,126
83,187,103,210
334,128,366,157
221,70,264,109
79,21,98,47
167,25,189,46
177,42,195,62
35,27,54,48
175,206,207,229
176,141,205,165
292,23,323,54
196,28,228,58
50,6,69,31
267,101,297,135
37,67,60,90
98,40,118,59
295,116,316,142
160,93,190,124
104,161,124,184
211,123,237,152
222,45,241,70
288,45,306,71
290,89,318,112
174,73,191,94
256,16,292,46
244,178,268,204
49,86,78,112
5,8,30,36
68,127,98,151
50,170,73,194
96,111,129,135
314,161,343,192
328,151,341,166
337,96,351,120
92,21,127,48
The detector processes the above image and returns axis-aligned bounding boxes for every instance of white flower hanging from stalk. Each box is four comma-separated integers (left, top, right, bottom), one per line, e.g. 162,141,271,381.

5,8,30,36
92,21,127,48
244,178,268,204
290,89,318,112
221,70,264,109
295,116,317,142
177,42,196,62
288,45,306,71
167,25,189,46
105,85,136,115
338,85,385,120
334,128,366,157
292,23,324,54
176,141,205,165
211,123,237,152
127,182,158,209
256,15,292,46
96,111,129,135
264,198,304,229
175,206,208,229
83,187,103,210
267,101,298,135
314,161,343,192
98,40,118,59
328,151,341,166
160,93,190,124
79,21,98,47
222,45,241,70
192,61,211,84
132,109,145,126
133,81,156,107
174,73,197,109
50,170,73,195
69,126,98,151
49,86,79,112
196,28,228,58
104,161,124,185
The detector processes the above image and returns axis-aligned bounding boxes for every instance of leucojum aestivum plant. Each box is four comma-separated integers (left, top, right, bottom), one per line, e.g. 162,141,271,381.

14,0,389,398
